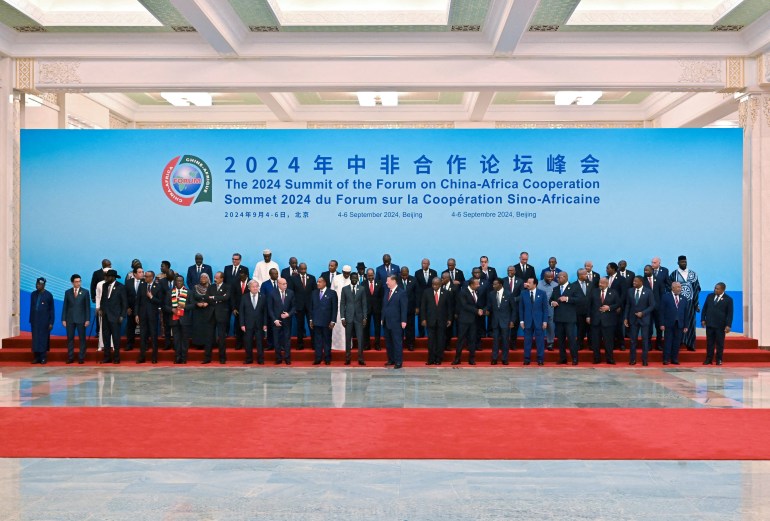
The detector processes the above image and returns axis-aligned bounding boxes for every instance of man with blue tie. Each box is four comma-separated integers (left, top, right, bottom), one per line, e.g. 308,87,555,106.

381,275,408,369
62,274,91,364
624,276,656,366
309,276,337,365
701,282,734,365
660,281,690,365
268,277,295,365
519,277,549,365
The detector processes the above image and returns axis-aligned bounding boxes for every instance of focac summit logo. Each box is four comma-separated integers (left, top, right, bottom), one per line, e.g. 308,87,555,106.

162,155,213,206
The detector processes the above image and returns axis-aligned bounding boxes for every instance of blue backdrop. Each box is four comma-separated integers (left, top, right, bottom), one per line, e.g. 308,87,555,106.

20,128,743,335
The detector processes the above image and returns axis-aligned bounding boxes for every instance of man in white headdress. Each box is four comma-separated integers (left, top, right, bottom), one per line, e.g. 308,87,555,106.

253,249,279,288
331,265,352,350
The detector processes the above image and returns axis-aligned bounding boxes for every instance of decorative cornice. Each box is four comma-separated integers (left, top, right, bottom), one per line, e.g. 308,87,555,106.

37,61,81,86
678,60,722,84
135,122,267,129
496,121,644,129
14,58,35,92
307,122,454,129
719,57,743,93
738,95,759,128
109,113,129,129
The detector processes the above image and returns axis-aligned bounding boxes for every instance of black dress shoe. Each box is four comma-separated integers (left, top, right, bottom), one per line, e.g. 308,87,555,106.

113,360,120,364
502,361,509,365
557,361,567,365
451,359,460,365
151,360,158,364
41,360,47,364
629,361,636,366
663,361,670,365
672,361,680,365
393,364,402,369
572,361,578,366
523,361,531,366
607,360,616,365
324,361,330,365
244,360,253,365
358,361,365,366
469,360,476,365
285,361,291,365
312,360,321,365
220,360,226,364
407,345,415,351
136,358,145,364
716,360,723,365
201,360,211,364
99,360,110,364
703,360,712,365
275,360,283,365
491,360,497,365
592,359,601,364
31,360,40,365
66,359,74,364
687,347,696,352
537,361,544,366
425,361,433,365
642,361,648,366
257,361,264,365
78,360,84,364
344,360,351,366
384,361,394,366
124,347,134,352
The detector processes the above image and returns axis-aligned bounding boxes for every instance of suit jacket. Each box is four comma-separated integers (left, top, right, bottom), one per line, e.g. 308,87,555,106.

207,283,232,322
290,273,317,311
624,287,655,325
62,288,91,324
574,279,591,315
363,279,384,314
539,267,563,281
607,275,624,295
125,277,142,312
239,292,267,331
655,266,671,290
421,287,452,327
514,263,538,282
584,271,600,289
617,270,635,292
230,278,250,313
186,263,213,289
456,287,483,324
340,284,368,323
519,288,549,327
550,282,583,323
486,289,514,328
660,292,689,328
701,293,734,330
223,264,249,286
135,280,162,320
280,266,299,281
462,278,490,307
502,276,524,309
399,276,418,310
309,288,338,327
375,264,400,284
319,270,340,288
414,268,438,295
588,288,621,326
381,286,407,329
89,269,105,303
100,282,127,323
260,279,279,298
268,288,296,325
642,275,665,309
441,268,465,286
478,267,499,284
164,286,195,327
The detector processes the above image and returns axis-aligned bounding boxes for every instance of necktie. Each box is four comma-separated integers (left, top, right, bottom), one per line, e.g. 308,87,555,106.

648,277,653,289
531,290,535,303
472,291,477,303
635,289,640,304
716,295,720,304
450,270,454,281
302,275,306,288
281,291,285,303
320,290,324,300
74,289,78,298
509,278,514,291
352,286,356,296
435,291,439,306
497,291,501,306
388,289,392,301
233,266,237,277
581,281,586,294
107,283,113,299
403,280,407,288
241,282,246,294
601,290,605,303
561,285,567,295
197,266,201,274
135,280,139,292
252,294,257,308
273,280,276,289
330,273,334,285
675,295,679,307
370,281,374,294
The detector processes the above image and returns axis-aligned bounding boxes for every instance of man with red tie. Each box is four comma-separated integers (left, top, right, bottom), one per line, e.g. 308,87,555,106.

421,277,452,365
290,262,316,350
231,269,250,350
660,281,690,365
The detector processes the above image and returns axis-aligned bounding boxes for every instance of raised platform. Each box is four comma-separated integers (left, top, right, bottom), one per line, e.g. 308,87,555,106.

1,334,767,367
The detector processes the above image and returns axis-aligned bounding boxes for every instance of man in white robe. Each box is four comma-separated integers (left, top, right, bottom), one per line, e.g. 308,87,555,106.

331,265,352,350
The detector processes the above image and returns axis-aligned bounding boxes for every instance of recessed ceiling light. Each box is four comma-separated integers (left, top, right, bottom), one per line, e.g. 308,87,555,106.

357,92,399,107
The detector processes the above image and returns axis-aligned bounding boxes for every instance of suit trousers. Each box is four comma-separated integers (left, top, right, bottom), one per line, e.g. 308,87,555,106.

344,321,365,362
554,321,577,363
522,323,545,363
364,310,381,348
383,324,404,365
101,319,122,362
454,320,477,362
162,310,173,347
233,312,244,348
295,308,313,346
314,326,333,363
628,321,650,363
591,324,615,362
649,309,664,347
125,309,137,348
171,321,189,362
66,322,87,362
705,326,726,362
491,324,510,363
576,313,590,347
273,321,292,362
663,323,683,363
426,323,446,363
139,314,159,361
403,309,416,348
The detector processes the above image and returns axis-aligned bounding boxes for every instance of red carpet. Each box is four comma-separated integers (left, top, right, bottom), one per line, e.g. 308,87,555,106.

1,407,769,460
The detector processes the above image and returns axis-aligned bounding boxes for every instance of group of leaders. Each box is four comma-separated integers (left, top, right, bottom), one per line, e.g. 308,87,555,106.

28,250,734,369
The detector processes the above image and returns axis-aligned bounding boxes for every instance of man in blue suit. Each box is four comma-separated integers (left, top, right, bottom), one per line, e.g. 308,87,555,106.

624,276,656,366
268,277,295,365
660,281,690,365
309,277,337,365
62,274,91,364
519,277,549,365
381,274,408,369
375,254,399,285
186,253,213,289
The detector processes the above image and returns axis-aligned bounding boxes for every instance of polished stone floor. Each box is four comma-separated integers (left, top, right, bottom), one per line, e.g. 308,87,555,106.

1,366,769,520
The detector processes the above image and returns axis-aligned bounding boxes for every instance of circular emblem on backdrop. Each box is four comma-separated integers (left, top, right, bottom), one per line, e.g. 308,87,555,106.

161,155,213,206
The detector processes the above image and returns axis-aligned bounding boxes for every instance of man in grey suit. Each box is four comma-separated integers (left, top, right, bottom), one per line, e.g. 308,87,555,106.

240,280,268,364
62,274,91,364
340,272,368,365
624,276,656,366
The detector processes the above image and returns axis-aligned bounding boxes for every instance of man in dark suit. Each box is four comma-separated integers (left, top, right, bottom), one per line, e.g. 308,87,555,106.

442,258,465,289
135,270,163,364
575,269,592,349
550,272,583,365
606,262,626,351
381,275,408,369
290,262,316,350
90,259,110,304
440,272,457,350
651,256,671,291
617,260,635,291
588,277,621,365
514,252,537,282
260,268,280,350
539,257,562,281
487,278,514,365
280,257,299,281
583,261,600,288
268,277,295,365
504,265,524,351
240,280,268,364
205,271,231,364
464,268,490,345
186,253,213,289
340,272,368,365
231,270,250,349
642,264,666,350
62,274,91,364
319,259,340,288
157,261,176,349
309,277,338,365
452,278,484,366
30,277,54,365
362,268,383,351
624,276,656,366
660,281,690,365
223,253,249,286
399,266,418,351
375,254,399,285
421,277,452,365
414,258,438,338
165,275,194,364
478,255,498,284
701,282,734,365
99,269,127,364
124,265,144,351
519,277,549,365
